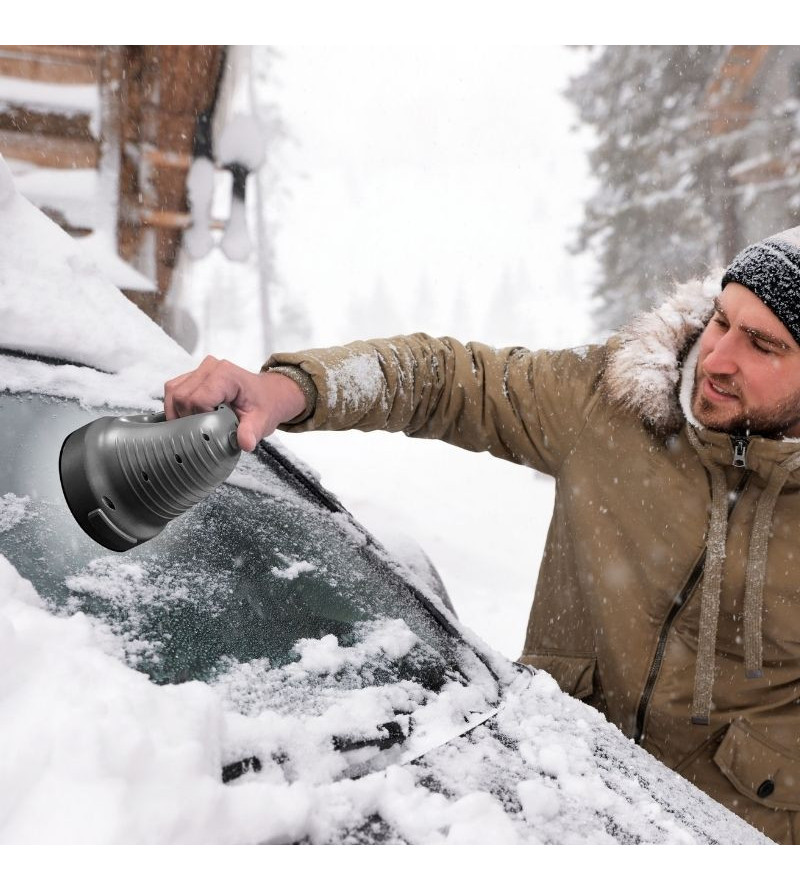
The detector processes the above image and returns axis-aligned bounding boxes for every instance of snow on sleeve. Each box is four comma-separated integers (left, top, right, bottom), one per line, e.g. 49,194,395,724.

325,352,387,412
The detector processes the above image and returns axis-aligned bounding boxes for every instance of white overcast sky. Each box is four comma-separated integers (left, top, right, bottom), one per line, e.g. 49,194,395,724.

277,45,595,344
188,45,597,365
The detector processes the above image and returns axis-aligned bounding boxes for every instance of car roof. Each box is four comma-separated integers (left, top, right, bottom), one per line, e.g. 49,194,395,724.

0,156,189,393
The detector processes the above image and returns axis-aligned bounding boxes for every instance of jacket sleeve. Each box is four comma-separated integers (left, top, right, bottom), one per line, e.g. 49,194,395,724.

264,334,605,477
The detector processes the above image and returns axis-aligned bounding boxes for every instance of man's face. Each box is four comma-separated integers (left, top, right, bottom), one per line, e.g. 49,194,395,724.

693,282,800,437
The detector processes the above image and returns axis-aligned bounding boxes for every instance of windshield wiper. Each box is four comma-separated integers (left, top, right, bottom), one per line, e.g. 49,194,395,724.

221,756,262,783
332,720,407,753
0,346,107,374
220,721,407,785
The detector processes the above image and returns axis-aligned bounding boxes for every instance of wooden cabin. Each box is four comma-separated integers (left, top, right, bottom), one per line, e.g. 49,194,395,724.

0,45,228,330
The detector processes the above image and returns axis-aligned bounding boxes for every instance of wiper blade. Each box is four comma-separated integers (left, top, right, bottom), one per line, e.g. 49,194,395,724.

220,722,408,786
0,346,107,374
221,755,263,784
332,720,407,753
400,707,499,765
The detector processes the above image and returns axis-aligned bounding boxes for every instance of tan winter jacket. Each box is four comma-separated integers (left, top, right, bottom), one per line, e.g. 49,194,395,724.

265,283,800,844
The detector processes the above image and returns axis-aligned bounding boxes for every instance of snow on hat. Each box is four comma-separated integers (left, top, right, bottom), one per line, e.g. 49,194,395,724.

721,226,800,345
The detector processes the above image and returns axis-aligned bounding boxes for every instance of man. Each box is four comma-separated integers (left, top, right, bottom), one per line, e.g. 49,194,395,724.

165,228,800,843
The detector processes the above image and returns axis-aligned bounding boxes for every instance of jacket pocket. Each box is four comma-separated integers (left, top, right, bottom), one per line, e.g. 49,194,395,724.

517,653,596,700
713,719,800,812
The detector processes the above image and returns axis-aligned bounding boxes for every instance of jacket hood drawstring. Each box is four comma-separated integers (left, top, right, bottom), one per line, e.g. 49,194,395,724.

686,425,800,724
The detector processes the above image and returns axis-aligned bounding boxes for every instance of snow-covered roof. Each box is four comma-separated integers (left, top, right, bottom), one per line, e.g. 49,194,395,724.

0,155,184,381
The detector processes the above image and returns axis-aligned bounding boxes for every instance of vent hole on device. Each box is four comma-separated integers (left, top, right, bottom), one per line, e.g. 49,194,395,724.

142,471,149,482
175,454,183,464
102,496,116,511
203,433,210,441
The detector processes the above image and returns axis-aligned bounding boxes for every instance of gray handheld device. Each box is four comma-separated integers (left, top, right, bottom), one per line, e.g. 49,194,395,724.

59,404,242,552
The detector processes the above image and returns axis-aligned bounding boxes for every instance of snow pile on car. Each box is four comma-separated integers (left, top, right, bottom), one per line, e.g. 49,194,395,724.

0,552,768,844
0,155,190,402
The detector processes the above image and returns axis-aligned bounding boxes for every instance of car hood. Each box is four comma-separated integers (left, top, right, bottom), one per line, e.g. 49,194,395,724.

399,669,770,844
232,666,770,845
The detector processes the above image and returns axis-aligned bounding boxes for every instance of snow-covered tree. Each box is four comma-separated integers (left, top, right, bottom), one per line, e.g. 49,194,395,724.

566,46,728,332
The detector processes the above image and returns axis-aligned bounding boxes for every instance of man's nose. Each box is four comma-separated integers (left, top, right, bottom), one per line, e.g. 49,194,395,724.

702,332,739,377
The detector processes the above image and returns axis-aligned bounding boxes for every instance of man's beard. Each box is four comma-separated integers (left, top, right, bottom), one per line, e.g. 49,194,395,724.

692,376,800,438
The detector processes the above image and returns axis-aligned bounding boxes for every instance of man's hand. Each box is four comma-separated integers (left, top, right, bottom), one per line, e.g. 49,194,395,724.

164,356,307,452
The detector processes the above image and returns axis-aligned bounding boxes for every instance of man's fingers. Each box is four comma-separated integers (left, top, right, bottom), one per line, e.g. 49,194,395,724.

164,359,219,419
163,370,195,419
165,357,233,419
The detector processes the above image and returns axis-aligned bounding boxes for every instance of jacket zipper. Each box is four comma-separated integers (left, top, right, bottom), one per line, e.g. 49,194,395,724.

633,447,751,744
731,436,749,469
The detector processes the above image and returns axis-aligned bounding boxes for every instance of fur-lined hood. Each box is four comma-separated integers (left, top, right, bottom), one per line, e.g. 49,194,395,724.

600,276,720,437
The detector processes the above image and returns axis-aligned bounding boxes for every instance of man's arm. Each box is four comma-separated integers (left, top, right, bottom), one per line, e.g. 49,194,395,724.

165,335,604,469
267,334,605,474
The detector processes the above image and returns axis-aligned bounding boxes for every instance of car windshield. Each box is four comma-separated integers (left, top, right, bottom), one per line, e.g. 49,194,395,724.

0,391,486,712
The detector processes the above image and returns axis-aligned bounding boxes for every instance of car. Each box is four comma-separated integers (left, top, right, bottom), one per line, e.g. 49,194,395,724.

0,157,769,844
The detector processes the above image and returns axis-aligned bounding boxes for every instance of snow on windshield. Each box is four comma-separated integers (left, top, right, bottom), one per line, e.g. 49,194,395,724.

0,493,30,534
60,557,233,671
0,551,767,844
0,553,496,842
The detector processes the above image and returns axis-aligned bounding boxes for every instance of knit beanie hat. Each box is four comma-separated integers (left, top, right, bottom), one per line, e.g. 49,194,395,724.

721,225,800,345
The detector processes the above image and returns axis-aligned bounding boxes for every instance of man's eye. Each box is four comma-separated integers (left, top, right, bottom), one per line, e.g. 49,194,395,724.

713,316,728,329
752,339,772,354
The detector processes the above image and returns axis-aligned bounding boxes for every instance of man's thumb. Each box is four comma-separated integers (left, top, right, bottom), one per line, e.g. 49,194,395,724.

236,421,258,452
